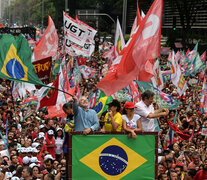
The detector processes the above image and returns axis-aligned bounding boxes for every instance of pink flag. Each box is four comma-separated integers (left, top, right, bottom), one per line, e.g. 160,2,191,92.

201,51,206,61
129,81,140,103
97,0,163,96
33,16,58,61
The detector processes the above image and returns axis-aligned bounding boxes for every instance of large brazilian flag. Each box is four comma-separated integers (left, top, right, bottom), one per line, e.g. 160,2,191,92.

72,134,156,179
0,34,45,86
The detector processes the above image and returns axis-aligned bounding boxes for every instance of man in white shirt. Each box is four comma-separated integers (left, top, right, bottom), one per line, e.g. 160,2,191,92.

135,90,169,132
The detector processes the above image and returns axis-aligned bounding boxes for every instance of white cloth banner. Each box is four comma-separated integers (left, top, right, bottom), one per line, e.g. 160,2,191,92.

63,12,97,57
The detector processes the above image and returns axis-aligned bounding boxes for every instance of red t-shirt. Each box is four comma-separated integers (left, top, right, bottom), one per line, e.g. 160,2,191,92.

45,133,55,158
194,170,207,180
18,157,22,165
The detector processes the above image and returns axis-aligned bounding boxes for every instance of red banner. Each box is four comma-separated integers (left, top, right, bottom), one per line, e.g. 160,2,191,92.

32,57,52,88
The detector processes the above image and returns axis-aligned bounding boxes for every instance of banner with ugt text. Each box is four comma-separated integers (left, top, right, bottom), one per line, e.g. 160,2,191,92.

32,57,52,89
63,12,96,57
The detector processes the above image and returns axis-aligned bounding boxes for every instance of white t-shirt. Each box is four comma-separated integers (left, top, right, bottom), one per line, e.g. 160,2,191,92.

135,100,155,132
55,137,64,155
122,114,141,129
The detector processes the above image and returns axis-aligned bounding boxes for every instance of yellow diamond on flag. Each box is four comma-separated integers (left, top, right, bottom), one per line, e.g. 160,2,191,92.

80,137,147,179
1,44,28,81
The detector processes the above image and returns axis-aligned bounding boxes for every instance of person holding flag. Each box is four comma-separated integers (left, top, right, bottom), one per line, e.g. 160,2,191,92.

72,95,99,135
135,90,169,132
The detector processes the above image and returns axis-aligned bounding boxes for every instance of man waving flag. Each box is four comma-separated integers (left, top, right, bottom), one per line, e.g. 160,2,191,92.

97,0,163,96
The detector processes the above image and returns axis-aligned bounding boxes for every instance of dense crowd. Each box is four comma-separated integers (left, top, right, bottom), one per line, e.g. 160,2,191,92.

0,41,205,180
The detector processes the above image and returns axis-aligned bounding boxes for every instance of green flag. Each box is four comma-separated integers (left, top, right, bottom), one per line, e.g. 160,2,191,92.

72,134,156,179
0,34,44,86
94,90,113,115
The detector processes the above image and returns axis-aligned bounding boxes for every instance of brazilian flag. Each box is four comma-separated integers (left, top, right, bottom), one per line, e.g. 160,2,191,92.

0,34,44,86
94,90,113,115
72,134,156,179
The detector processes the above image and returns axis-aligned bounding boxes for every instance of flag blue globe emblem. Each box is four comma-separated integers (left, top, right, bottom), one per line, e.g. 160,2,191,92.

94,102,103,114
1,44,28,81
99,145,128,175
6,58,25,79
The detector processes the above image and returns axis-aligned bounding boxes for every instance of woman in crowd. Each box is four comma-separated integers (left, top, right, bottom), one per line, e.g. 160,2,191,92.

55,128,64,161
122,101,142,139
101,100,123,132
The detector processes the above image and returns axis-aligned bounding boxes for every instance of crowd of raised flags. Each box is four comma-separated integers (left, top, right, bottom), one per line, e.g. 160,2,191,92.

0,0,206,179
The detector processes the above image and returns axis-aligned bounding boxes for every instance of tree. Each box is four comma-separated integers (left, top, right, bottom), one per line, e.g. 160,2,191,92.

167,0,206,48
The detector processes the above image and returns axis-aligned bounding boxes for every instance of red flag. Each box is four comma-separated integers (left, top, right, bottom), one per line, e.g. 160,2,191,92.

201,51,206,61
65,87,76,102
97,0,163,96
48,104,67,118
33,15,58,61
166,118,190,140
185,48,190,56
129,81,140,103
38,75,59,110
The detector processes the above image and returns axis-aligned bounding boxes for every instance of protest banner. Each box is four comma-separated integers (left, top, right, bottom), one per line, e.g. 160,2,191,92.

33,57,52,88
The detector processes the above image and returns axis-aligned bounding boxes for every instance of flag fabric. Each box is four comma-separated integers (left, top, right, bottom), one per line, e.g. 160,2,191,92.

169,111,178,144
94,96,114,115
37,75,59,110
130,0,142,35
0,34,45,86
73,61,82,83
64,12,97,57
201,51,206,61
72,134,156,179
32,16,58,61
97,0,163,96
151,59,164,90
136,80,181,109
33,56,52,88
200,77,207,114
114,18,125,57
102,46,116,67
129,81,140,104
80,65,97,79
166,118,190,140
88,90,97,109
93,90,114,115
193,53,206,74
171,52,188,96
47,104,67,118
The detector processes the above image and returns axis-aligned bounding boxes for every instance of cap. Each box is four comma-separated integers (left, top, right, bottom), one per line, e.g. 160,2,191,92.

29,163,39,169
30,157,40,163
48,130,54,135
107,99,120,108
22,156,30,164
56,127,63,132
11,177,20,180
44,154,54,161
38,132,45,139
124,101,135,109
39,124,45,129
0,141,4,145
32,143,39,148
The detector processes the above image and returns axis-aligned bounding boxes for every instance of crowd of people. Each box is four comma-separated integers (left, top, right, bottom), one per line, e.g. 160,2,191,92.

0,36,205,180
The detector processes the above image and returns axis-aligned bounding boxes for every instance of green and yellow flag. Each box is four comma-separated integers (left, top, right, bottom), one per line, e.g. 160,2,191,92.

72,134,156,179
0,34,44,86
94,90,114,115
